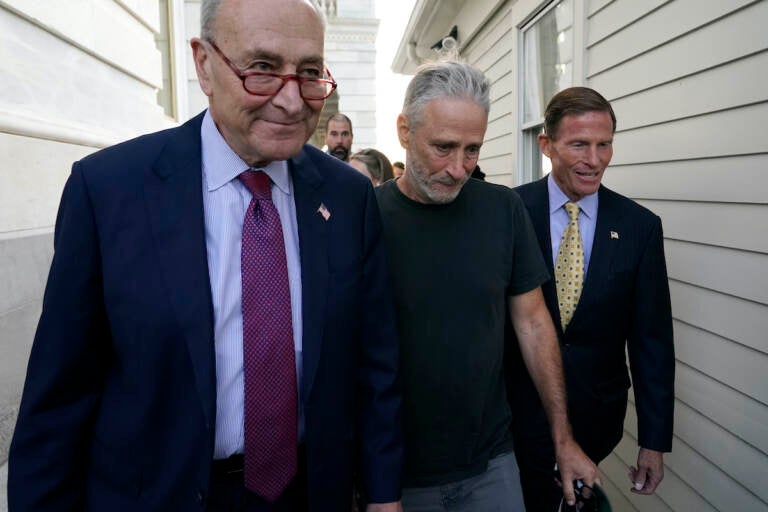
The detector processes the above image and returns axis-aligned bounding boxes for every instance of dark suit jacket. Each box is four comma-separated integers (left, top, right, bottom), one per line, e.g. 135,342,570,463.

8,112,402,511
508,177,674,463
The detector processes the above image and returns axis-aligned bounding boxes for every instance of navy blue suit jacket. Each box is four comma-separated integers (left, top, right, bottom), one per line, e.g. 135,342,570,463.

8,112,402,511
508,177,674,463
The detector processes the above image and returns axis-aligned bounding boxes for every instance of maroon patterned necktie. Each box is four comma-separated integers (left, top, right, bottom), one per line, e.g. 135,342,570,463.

238,169,297,502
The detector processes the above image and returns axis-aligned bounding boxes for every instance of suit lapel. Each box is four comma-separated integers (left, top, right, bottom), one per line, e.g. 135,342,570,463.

144,114,216,428
527,178,555,276
572,186,622,325
289,148,329,402
525,178,562,330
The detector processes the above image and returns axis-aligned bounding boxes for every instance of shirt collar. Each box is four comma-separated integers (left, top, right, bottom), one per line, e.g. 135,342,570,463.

200,109,291,196
547,173,598,219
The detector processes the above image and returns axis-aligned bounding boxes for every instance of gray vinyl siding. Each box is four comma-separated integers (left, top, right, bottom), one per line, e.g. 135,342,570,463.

587,0,768,510
463,3,516,184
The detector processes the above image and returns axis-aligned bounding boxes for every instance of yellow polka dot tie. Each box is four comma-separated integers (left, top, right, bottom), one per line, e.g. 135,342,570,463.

555,202,584,330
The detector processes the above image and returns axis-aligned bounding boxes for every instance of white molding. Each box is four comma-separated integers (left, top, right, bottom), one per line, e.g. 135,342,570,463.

328,16,379,28
391,0,464,74
113,0,161,33
0,227,54,241
326,16,379,43
326,31,377,43
170,0,190,121
0,108,120,149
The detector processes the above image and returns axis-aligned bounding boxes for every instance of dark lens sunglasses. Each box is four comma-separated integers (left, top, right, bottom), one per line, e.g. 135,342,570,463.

553,464,613,512
558,481,612,512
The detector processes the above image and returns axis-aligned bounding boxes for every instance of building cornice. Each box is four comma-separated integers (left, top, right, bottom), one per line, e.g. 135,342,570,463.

392,0,506,74
326,17,379,44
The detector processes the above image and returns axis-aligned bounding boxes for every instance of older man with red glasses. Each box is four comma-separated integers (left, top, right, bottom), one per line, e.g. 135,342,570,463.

8,1,403,511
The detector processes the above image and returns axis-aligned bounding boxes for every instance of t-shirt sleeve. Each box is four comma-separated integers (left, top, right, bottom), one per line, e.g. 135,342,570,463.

507,191,550,296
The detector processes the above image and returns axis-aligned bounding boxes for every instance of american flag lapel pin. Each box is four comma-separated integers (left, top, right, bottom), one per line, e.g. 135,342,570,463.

610,231,619,239
317,203,331,221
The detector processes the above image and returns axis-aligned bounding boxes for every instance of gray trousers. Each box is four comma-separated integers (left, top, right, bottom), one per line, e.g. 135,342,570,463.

401,451,526,512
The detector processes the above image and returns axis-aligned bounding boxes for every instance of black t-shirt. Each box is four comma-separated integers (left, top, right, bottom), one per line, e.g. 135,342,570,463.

376,178,549,486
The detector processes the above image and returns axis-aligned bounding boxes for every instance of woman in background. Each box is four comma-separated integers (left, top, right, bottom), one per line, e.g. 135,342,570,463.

349,148,395,186
392,161,405,178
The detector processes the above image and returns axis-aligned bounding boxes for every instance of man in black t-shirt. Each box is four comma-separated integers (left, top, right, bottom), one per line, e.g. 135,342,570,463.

375,61,598,511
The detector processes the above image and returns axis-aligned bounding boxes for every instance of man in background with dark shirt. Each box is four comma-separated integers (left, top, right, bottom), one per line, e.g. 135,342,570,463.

376,61,597,511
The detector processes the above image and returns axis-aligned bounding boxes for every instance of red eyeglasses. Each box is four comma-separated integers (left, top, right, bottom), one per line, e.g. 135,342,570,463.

205,39,337,100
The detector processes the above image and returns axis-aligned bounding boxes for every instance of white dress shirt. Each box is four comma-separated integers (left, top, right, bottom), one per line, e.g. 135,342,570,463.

200,110,304,458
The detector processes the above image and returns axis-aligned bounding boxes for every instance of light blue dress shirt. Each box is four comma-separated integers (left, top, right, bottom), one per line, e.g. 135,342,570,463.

547,173,599,279
200,111,304,459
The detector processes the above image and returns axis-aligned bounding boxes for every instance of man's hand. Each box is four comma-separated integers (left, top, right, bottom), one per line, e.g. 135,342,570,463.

629,448,664,494
555,438,599,507
510,287,598,506
366,501,403,512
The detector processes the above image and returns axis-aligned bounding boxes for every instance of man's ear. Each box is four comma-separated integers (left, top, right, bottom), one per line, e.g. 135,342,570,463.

191,38,214,97
396,113,410,149
537,132,551,158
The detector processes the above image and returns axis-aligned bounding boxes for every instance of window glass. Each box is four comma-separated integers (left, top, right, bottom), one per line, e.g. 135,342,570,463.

520,0,573,182
523,0,574,124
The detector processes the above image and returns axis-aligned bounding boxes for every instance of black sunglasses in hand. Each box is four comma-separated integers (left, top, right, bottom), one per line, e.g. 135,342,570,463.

558,481,612,512
554,465,613,512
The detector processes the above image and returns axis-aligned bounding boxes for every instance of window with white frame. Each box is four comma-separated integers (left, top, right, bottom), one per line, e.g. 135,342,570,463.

519,0,575,183
155,0,188,121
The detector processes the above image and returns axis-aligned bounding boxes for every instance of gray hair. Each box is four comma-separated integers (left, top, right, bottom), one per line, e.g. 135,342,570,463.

402,61,490,128
200,0,220,41
201,0,325,41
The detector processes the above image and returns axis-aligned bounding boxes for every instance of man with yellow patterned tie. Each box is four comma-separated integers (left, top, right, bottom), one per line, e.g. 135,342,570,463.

508,87,675,512
556,201,584,330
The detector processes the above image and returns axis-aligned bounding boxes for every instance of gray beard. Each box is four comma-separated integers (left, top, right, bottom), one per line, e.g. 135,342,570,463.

408,162,467,204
